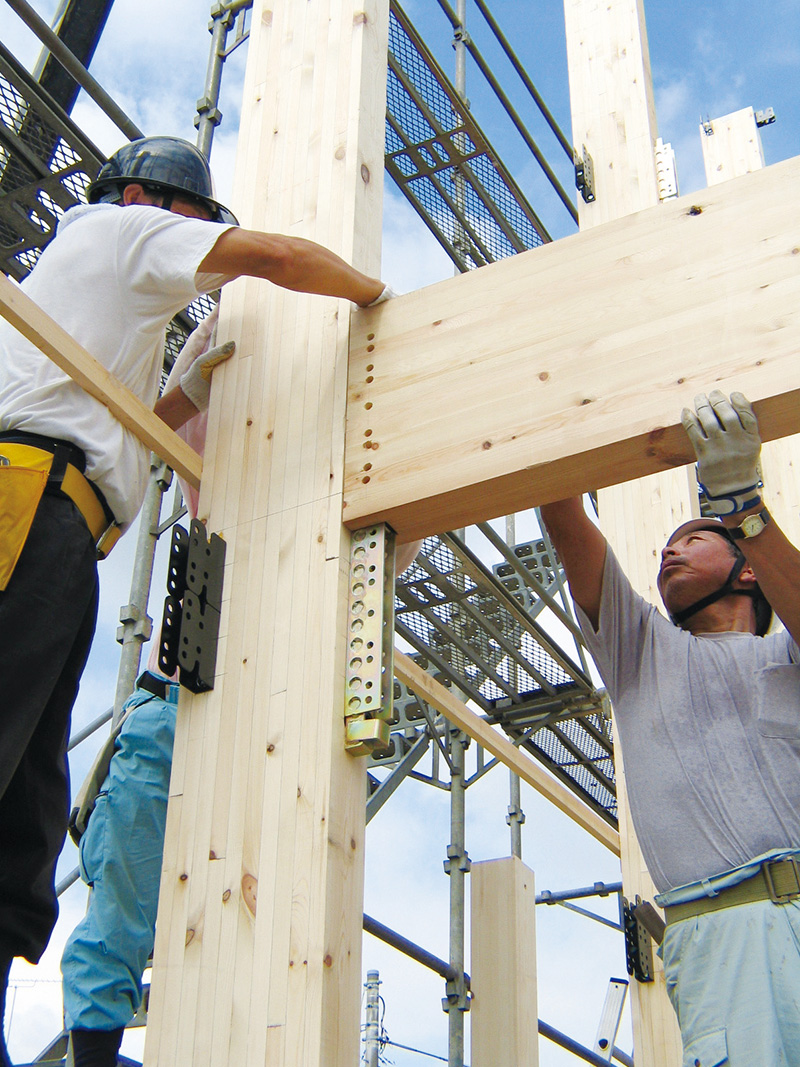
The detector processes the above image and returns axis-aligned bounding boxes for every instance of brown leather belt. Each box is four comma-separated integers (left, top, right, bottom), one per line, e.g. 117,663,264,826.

664,856,800,925
0,438,120,557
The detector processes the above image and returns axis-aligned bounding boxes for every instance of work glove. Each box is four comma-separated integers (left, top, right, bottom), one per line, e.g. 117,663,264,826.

175,306,236,413
366,284,399,307
680,390,762,515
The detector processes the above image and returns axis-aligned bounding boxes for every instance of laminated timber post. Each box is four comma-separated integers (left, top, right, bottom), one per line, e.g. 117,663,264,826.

142,0,388,1064
700,109,800,565
563,0,684,1062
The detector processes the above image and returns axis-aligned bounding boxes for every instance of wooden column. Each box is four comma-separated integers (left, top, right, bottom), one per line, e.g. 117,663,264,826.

564,1,684,1062
700,107,765,185
144,1,387,1064
700,106,800,571
470,858,538,1067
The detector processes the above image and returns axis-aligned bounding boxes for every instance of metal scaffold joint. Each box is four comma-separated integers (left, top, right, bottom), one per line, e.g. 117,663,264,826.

443,842,471,875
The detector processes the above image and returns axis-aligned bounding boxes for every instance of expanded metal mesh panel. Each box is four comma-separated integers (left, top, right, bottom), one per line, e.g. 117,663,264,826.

387,1,548,272
396,537,580,706
0,43,103,280
520,712,617,820
0,43,214,375
394,535,617,824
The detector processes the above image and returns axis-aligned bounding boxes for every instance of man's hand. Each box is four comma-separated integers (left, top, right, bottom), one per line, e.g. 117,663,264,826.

681,390,762,515
180,340,236,411
366,284,398,307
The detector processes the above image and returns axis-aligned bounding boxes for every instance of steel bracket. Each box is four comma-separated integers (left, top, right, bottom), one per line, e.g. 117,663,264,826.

344,524,396,756
622,895,654,983
157,520,226,693
574,143,596,203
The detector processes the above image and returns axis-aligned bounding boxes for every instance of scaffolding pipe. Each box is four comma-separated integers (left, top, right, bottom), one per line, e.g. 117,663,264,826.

4,0,144,141
196,4,231,158
363,914,469,987
434,0,578,223
444,729,469,1067
364,971,381,1067
471,0,574,160
112,460,168,725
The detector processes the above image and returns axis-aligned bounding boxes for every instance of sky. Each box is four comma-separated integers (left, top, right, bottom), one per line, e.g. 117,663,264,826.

4,0,800,1064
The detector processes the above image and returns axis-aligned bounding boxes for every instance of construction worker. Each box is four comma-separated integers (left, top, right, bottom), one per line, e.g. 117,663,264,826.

0,135,388,1067
539,391,800,1066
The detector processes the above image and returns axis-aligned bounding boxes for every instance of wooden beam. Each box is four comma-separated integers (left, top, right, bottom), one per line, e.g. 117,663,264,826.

345,155,800,542
470,857,538,1067
0,272,202,487
394,651,620,855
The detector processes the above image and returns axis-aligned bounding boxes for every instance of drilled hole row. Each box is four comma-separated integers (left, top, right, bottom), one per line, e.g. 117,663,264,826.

347,529,381,713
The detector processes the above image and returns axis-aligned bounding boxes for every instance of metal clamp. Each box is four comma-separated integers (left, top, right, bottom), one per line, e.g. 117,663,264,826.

344,524,396,756
574,144,595,204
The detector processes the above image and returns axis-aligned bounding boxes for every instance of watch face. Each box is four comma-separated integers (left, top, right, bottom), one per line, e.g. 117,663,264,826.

741,514,765,538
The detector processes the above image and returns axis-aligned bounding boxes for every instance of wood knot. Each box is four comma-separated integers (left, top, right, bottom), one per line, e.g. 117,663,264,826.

209,850,217,860
324,954,334,968
361,164,370,184
185,928,195,946
538,371,550,381
222,889,231,902
482,440,492,450
242,874,258,916
179,872,188,882
688,205,703,216
267,743,275,753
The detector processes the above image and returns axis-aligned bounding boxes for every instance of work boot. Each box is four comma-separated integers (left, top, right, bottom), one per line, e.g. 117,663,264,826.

70,1028,124,1067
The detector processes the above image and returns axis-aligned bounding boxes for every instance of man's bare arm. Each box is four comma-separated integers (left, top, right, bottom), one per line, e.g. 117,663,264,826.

683,390,800,642
538,498,608,630
722,505,800,644
198,228,384,306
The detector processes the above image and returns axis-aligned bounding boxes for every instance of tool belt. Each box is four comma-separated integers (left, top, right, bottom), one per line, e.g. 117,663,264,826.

664,856,800,926
0,431,120,589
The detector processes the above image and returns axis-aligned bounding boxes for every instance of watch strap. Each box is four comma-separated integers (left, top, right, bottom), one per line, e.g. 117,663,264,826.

729,507,771,540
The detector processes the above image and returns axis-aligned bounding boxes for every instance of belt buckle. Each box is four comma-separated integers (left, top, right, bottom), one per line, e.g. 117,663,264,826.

763,857,800,904
96,522,122,560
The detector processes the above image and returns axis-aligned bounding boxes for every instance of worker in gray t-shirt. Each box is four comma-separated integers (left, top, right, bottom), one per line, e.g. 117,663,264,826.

540,391,800,1067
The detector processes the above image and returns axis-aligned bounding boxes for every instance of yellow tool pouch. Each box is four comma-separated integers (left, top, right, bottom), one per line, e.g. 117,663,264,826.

0,447,52,590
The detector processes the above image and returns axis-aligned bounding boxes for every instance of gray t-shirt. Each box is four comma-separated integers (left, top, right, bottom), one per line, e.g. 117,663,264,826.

576,548,800,893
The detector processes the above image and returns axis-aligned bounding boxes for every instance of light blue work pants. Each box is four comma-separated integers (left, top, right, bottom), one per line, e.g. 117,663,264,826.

661,897,800,1066
61,684,177,1031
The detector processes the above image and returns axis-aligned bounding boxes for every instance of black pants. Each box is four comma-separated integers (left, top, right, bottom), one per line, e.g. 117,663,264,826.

0,492,98,961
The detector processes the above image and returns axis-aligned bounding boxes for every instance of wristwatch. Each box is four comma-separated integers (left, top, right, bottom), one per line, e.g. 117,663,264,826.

729,507,771,540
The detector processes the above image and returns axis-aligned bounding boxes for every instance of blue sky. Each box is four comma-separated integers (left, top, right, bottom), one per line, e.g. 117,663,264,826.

4,0,800,1064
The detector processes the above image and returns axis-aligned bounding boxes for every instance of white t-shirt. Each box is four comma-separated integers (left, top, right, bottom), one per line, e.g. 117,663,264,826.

0,203,234,530
576,548,800,893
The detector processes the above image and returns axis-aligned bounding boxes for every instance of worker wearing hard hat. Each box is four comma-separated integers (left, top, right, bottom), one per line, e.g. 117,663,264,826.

539,391,800,1065
0,135,390,1067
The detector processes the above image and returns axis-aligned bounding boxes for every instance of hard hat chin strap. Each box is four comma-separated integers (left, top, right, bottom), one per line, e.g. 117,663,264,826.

670,554,757,627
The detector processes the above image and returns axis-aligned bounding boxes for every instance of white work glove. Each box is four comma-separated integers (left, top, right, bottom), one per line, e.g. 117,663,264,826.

680,390,762,515
366,284,399,307
174,306,236,413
